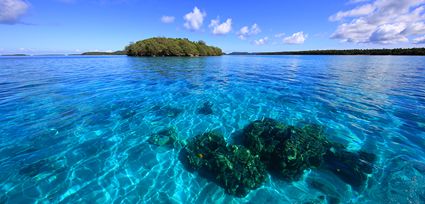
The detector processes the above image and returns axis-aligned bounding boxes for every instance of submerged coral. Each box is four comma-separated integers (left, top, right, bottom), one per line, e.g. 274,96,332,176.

242,118,376,187
243,118,329,180
148,128,178,148
173,118,376,197
179,132,267,197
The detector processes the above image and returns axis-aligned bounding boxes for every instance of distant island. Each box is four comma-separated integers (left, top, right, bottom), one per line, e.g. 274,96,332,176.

228,48,425,56
81,51,126,55
125,37,223,57
1,54,28,56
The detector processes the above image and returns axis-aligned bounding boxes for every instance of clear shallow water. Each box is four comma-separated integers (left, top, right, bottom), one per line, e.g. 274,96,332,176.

0,55,424,203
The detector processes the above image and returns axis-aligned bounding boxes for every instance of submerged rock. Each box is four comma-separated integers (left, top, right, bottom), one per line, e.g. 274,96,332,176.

197,101,213,115
242,118,376,188
243,118,329,180
153,117,378,197
323,143,376,189
180,132,267,197
148,128,178,148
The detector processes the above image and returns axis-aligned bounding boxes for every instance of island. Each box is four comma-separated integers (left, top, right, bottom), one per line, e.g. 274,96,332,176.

81,51,126,55
125,37,223,57
1,54,29,56
228,48,425,56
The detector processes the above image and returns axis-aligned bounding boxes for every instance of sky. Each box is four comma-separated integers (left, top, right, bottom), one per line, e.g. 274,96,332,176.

0,0,424,54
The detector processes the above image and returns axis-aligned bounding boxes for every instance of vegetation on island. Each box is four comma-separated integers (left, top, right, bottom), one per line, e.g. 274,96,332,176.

1,54,29,56
125,37,223,57
228,47,425,56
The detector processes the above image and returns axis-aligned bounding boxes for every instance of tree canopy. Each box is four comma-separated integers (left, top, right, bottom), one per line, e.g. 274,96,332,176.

125,37,223,57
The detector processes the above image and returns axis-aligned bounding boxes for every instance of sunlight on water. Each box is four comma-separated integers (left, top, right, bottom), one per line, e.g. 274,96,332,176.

0,55,424,203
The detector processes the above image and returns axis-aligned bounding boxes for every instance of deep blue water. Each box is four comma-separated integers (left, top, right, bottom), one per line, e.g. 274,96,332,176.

0,55,425,203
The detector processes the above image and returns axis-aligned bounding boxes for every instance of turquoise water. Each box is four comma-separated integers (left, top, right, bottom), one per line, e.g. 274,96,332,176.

0,55,424,203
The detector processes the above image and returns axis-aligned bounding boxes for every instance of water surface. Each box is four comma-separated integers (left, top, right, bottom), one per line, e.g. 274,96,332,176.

1,55,424,203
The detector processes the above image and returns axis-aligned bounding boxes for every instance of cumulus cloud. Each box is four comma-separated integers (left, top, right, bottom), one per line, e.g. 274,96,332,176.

413,35,425,43
0,0,29,24
283,32,307,44
237,23,261,39
183,7,206,31
329,4,375,21
330,0,425,44
209,18,232,35
161,15,175,24
253,37,268,45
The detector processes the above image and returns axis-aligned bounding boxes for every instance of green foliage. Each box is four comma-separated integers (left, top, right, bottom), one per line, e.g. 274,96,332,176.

125,37,223,57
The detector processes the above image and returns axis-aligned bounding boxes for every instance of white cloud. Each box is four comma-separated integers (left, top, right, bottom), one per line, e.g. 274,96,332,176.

369,23,408,43
183,7,206,31
253,37,268,45
413,35,425,43
274,33,285,38
329,4,375,21
283,32,307,44
209,18,232,35
237,23,261,39
0,0,29,24
330,0,425,44
161,15,175,24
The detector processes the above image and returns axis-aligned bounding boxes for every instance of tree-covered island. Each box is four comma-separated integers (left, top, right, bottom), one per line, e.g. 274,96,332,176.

125,37,223,57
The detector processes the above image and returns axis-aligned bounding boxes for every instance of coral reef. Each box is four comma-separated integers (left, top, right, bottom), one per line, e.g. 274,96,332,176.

243,118,329,180
174,118,376,197
179,132,267,197
148,128,178,148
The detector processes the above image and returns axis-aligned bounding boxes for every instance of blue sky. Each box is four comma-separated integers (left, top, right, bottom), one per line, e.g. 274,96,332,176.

0,0,424,54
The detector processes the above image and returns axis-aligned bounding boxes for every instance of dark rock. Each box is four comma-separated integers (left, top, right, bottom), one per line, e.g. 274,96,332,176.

323,144,376,189
148,128,178,147
180,132,267,197
243,118,329,180
197,101,213,115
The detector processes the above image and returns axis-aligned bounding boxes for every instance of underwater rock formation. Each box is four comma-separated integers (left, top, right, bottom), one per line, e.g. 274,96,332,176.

197,101,213,115
173,118,376,197
148,128,178,148
323,143,376,189
242,118,376,188
179,132,267,197
243,118,329,180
